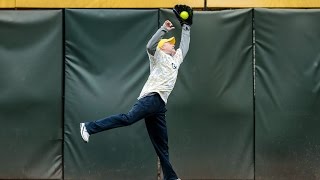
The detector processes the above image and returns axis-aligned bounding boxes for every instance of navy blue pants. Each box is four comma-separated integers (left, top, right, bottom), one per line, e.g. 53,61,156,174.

85,93,178,180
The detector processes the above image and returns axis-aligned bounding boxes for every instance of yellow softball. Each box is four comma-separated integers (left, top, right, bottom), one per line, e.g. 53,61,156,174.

180,11,189,20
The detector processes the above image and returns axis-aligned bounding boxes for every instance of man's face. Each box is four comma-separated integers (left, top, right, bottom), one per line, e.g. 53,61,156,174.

160,42,176,56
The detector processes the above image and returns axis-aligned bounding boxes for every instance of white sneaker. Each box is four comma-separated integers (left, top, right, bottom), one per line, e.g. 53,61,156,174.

80,123,90,143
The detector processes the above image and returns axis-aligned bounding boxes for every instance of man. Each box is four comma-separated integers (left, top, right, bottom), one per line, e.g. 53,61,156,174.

80,5,193,180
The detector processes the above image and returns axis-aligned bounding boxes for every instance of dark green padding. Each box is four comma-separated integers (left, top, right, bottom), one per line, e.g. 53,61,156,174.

255,8,320,180
160,9,254,179
0,10,63,179
64,9,159,180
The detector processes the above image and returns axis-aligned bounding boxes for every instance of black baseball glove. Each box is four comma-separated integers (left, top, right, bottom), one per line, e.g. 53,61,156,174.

173,4,193,26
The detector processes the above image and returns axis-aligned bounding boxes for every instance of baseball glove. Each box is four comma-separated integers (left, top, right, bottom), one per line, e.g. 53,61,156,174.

173,4,193,26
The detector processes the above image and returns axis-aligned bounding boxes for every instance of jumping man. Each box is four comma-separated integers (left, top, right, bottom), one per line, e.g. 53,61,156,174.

80,5,193,180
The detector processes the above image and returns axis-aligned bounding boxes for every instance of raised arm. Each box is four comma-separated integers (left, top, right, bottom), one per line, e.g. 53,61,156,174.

179,24,191,58
173,4,193,59
146,20,175,56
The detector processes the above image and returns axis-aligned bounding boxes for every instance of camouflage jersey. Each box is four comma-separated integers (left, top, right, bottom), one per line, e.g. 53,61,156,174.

138,24,191,104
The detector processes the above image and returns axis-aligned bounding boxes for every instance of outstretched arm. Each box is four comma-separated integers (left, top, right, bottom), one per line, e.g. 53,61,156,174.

146,20,175,56
172,4,193,59
179,24,191,59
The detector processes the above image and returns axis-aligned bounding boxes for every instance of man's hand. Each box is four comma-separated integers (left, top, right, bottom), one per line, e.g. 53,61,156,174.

163,20,175,31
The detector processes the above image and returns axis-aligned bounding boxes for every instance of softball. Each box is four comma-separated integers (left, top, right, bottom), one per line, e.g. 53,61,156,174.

180,11,189,20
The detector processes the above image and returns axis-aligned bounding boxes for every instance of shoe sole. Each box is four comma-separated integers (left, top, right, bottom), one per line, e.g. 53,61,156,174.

80,123,88,143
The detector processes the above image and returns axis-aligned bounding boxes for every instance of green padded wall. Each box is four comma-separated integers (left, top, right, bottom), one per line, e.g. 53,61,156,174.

64,9,159,180
160,9,254,179
255,8,320,180
2,8,318,180
0,10,63,179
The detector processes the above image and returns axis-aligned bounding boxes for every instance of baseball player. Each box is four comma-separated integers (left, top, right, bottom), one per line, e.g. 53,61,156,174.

80,5,193,180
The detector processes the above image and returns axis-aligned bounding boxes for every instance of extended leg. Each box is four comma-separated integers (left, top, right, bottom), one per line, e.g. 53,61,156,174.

85,96,155,135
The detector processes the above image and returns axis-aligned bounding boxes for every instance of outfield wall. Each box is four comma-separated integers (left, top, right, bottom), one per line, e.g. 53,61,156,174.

0,8,319,180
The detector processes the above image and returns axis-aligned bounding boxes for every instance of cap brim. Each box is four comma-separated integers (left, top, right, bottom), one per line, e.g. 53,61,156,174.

167,37,176,45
